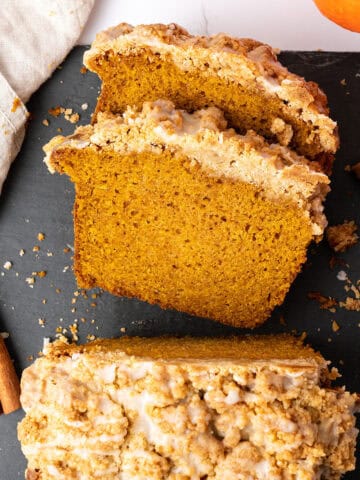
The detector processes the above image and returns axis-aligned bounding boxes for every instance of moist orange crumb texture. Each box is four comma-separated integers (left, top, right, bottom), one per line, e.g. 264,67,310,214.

91,52,330,165
52,147,313,327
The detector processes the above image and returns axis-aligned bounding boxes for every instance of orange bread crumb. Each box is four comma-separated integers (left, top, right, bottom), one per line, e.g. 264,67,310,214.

44,101,330,327
326,220,358,252
84,22,339,172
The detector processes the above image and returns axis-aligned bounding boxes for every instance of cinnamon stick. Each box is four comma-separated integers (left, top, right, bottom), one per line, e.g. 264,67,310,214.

0,336,21,414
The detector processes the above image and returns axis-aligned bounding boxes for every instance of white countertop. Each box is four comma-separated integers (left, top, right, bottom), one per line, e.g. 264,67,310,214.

79,0,360,51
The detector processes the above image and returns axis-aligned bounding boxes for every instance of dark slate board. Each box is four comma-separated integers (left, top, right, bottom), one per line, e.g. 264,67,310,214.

0,47,359,478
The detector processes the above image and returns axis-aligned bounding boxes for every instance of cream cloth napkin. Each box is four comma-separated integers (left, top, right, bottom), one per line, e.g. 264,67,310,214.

0,0,95,193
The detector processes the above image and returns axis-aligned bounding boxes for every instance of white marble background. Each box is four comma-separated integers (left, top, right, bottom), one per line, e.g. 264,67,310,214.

79,0,360,51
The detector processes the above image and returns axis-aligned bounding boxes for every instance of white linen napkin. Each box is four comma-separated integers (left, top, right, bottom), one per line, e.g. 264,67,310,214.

0,0,95,193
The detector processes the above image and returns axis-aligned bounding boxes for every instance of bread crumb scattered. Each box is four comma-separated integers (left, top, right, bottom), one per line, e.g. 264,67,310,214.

19,249,25,256
340,78,347,86
69,323,79,342
26,277,35,286
337,270,348,281
68,112,80,124
326,221,358,253
80,66,87,74
38,318,46,327
48,106,80,123
37,232,45,241
120,327,126,333
42,299,47,304
0,332,9,339
332,320,340,332
33,245,40,252
34,271,47,278
86,334,96,341
81,103,88,111
339,297,360,312
48,106,61,117
42,119,49,127
3,261,12,270
308,292,338,310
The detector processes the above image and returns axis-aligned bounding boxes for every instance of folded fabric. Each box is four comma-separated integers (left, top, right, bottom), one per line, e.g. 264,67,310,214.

0,0,94,193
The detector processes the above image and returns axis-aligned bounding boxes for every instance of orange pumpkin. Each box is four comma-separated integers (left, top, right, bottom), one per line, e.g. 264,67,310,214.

314,0,360,33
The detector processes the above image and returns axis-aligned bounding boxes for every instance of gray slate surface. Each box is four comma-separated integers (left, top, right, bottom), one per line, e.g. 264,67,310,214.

0,47,359,478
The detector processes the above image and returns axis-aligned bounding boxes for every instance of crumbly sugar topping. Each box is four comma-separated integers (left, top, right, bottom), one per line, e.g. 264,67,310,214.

19,345,358,480
84,23,338,154
44,100,330,236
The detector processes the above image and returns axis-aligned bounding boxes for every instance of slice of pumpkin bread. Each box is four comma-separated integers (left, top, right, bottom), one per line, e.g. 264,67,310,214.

18,335,359,480
84,22,339,172
44,100,330,327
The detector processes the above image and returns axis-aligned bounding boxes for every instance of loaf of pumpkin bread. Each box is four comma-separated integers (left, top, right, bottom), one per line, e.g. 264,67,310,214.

18,335,359,480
